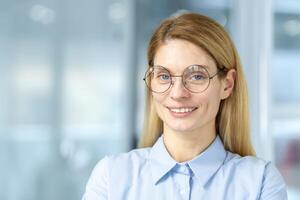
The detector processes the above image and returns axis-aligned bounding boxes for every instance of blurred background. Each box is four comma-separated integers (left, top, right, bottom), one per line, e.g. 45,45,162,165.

0,0,299,199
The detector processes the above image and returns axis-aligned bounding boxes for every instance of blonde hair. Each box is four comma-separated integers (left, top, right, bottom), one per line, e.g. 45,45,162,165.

139,12,255,156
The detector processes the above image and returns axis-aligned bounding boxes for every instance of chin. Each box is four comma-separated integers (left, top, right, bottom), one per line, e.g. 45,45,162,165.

165,122,196,133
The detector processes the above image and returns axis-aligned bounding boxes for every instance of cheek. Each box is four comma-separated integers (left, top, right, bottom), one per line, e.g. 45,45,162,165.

152,93,165,106
207,92,222,115
152,94,167,116
195,90,221,114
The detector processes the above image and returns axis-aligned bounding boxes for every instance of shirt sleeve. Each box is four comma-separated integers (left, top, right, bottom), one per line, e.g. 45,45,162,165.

259,162,288,200
82,156,109,200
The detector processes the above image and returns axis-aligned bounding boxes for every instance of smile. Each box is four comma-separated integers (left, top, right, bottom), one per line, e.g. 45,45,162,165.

167,107,198,117
169,107,197,113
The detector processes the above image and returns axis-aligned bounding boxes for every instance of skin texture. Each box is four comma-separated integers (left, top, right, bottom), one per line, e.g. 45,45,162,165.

152,39,236,162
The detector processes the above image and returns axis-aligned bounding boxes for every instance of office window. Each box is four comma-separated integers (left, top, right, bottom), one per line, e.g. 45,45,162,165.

0,0,134,199
272,0,300,198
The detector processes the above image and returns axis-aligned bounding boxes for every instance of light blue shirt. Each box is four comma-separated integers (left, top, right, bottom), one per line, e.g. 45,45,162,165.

82,135,287,200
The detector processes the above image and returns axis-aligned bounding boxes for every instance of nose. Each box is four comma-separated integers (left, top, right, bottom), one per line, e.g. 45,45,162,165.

169,77,190,99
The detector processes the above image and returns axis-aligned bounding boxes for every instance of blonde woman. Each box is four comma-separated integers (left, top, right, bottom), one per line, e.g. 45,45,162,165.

82,13,287,200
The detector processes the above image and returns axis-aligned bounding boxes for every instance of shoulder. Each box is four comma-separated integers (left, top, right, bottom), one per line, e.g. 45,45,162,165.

91,147,151,178
223,152,287,199
225,152,269,172
106,147,151,168
224,152,284,179
83,148,151,198
221,153,270,184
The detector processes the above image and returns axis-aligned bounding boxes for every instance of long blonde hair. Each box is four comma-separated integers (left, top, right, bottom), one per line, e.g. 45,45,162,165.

139,12,255,156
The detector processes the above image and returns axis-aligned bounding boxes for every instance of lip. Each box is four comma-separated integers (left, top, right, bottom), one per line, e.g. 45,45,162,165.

166,106,197,118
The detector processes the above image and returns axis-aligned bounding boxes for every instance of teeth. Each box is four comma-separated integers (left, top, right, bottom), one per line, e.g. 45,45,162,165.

170,108,195,113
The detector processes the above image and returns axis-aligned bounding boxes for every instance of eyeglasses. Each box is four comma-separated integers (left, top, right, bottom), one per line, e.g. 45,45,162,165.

143,65,225,93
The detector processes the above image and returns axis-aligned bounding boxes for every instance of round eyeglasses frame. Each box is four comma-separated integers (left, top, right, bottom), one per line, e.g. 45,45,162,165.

143,64,226,93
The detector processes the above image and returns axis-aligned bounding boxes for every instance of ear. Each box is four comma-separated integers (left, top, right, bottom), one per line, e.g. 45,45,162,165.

220,69,236,100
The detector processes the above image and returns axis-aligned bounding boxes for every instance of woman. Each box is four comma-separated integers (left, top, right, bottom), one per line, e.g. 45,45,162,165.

82,12,287,200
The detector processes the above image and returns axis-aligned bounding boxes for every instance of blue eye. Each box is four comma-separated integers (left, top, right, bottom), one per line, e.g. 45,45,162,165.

159,74,171,80
191,74,205,80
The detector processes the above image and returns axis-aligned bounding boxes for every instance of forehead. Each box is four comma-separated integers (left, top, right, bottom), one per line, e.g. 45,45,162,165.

153,39,216,72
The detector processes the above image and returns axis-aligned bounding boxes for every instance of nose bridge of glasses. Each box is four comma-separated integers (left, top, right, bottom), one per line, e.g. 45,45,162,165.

168,75,191,97
170,75,190,94
170,74,185,85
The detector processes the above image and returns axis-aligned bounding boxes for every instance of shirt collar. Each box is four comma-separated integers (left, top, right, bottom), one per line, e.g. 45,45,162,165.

149,135,177,185
149,134,227,187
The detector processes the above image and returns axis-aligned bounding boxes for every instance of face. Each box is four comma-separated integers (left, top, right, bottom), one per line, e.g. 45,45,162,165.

151,39,234,136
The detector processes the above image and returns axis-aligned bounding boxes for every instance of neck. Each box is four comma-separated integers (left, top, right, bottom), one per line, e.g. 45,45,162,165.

163,127,217,163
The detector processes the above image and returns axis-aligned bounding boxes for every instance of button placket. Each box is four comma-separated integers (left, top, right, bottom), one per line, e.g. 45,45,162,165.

172,164,192,200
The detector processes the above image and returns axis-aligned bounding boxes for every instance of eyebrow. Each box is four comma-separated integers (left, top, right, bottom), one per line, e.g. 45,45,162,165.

152,64,212,72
